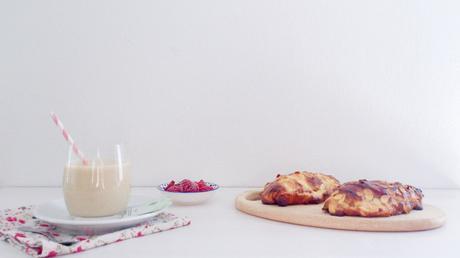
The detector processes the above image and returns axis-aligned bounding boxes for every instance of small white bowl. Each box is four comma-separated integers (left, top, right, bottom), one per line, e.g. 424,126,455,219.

157,182,219,205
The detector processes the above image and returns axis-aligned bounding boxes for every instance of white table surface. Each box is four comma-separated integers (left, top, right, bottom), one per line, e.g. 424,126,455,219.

0,187,458,258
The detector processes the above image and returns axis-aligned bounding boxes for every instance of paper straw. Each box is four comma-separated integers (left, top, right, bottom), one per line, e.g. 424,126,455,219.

50,112,89,165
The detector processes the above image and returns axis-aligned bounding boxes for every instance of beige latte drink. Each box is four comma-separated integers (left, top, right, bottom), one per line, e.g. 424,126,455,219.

63,161,131,217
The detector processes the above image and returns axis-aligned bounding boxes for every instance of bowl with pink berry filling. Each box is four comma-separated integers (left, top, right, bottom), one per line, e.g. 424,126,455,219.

157,179,219,205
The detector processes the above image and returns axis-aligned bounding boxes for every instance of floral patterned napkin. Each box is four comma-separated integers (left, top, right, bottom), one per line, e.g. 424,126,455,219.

0,206,191,257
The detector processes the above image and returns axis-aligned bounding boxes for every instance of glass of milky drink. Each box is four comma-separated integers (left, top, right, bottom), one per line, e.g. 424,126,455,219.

63,144,131,217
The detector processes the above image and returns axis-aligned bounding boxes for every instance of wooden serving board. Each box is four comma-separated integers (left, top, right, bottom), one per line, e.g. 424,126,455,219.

235,190,446,232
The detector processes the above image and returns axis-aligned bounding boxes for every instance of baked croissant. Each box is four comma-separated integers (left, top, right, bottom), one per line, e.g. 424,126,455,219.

323,179,423,217
260,171,340,206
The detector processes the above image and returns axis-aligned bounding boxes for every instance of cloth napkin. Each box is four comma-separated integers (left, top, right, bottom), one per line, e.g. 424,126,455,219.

0,206,191,257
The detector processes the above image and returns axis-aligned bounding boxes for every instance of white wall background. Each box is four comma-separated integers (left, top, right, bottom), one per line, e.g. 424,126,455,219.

1,0,459,188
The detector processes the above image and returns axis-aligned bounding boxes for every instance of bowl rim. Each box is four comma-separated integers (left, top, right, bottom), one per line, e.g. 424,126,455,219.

157,181,220,193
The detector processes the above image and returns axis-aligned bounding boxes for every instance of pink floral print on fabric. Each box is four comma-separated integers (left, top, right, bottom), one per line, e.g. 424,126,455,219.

0,206,191,257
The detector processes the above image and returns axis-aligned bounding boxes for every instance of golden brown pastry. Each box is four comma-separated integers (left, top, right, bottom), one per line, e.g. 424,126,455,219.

323,179,423,217
260,171,340,206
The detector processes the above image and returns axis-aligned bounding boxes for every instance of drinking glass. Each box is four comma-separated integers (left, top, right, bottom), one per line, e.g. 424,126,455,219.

63,144,131,217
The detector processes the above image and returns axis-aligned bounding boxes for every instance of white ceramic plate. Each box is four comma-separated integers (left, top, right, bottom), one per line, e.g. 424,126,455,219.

158,182,219,205
33,195,168,235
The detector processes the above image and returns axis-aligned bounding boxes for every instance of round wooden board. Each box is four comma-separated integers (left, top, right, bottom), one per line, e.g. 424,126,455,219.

235,190,446,232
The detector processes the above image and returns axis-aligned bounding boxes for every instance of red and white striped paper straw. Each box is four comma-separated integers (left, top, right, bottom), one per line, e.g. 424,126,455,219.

50,112,89,165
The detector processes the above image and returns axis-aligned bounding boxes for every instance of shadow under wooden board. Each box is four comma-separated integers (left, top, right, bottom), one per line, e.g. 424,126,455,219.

235,190,446,232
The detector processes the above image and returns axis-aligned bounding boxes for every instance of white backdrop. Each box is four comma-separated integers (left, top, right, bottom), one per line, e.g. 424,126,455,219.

1,0,459,188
